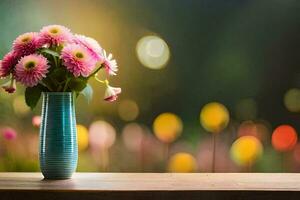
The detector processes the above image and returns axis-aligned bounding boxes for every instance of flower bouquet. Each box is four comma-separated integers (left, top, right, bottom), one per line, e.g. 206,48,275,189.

0,25,121,179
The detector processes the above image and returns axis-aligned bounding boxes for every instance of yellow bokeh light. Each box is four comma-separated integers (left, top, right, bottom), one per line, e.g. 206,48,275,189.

118,99,139,121
230,136,263,166
13,95,30,116
76,124,89,152
168,152,197,173
136,35,170,70
200,102,229,133
153,112,183,143
284,88,300,112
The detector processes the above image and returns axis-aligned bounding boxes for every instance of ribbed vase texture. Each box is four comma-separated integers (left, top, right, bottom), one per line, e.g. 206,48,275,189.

39,92,78,179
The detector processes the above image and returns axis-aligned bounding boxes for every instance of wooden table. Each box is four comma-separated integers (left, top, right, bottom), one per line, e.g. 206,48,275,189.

0,173,300,199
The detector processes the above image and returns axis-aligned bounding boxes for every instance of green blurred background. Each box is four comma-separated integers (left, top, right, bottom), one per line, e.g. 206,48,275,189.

0,0,300,172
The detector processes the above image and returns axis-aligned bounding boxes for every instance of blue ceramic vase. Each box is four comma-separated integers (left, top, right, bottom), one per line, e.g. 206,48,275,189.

39,92,78,179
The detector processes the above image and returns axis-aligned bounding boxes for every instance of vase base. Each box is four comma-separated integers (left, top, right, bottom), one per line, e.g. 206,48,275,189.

42,177,72,180
41,172,74,180
42,175,73,180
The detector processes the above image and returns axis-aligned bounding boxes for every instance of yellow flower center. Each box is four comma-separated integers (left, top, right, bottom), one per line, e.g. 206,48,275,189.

21,36,31,43
75,52,84,59
25,61,36,70
50,28,59,34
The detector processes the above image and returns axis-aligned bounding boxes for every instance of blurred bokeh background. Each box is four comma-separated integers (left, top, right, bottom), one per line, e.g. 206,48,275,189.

0,0,300,172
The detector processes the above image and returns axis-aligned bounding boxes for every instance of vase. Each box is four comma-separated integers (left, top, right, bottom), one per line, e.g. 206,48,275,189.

39,92,78,179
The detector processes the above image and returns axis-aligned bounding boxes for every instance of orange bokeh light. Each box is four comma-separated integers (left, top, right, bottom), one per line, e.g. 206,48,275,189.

168,152,197,172
153,113,183,143
272,125,298,152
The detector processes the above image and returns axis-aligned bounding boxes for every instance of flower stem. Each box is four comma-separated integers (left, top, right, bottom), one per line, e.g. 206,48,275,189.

88,64,103,78
52,55,58,68
94,75,104,83
40,81,53,92
63,78,71,92
94,75,109,86
57,84,63,92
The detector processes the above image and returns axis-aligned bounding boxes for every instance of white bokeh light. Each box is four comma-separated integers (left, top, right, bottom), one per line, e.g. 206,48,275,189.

136,35,170,69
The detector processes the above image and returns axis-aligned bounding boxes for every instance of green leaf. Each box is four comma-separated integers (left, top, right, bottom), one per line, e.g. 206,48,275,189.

39,48,60,57
25,86,42,109
50,67,67,83
68,78,87,92
80,84,93,103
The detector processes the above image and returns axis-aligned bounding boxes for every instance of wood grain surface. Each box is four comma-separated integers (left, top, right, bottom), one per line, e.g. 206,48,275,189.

0,173,300,200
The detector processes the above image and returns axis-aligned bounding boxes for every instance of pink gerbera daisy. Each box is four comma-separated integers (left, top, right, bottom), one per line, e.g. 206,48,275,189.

104,84,121,102
102,50,118,75
73,34,104,63
12,32,43,57
61,44,97,77
15,54,49,87
0,51,20,78
40,25,73,46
